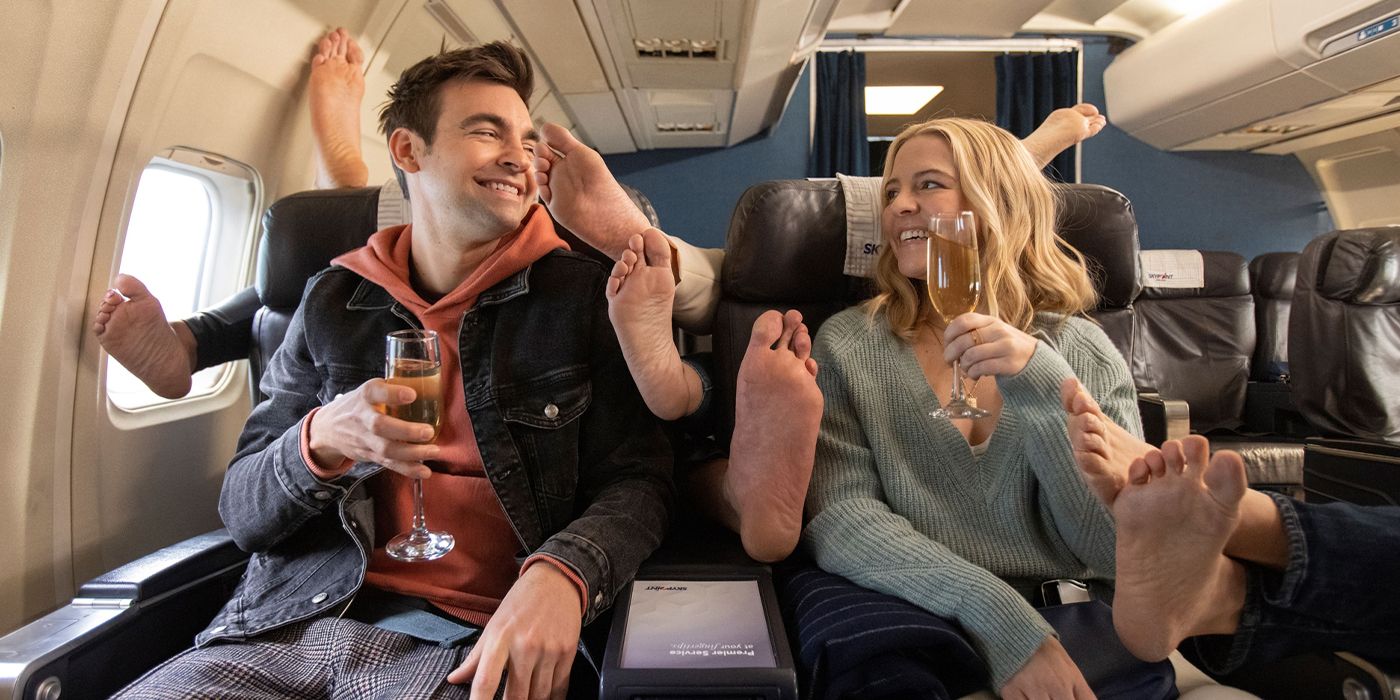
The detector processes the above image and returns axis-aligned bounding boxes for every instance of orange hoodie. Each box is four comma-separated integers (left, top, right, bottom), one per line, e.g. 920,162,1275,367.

315,205,570,626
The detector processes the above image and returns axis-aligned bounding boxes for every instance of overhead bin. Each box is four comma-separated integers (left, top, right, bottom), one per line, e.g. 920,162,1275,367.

1106,0,1400,153
496,0,840,153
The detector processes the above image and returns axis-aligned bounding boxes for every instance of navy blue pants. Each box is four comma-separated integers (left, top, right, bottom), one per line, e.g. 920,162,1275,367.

1188,494,1400,673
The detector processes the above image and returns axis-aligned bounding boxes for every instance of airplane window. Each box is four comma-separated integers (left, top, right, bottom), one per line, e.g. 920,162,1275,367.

107,151,261,411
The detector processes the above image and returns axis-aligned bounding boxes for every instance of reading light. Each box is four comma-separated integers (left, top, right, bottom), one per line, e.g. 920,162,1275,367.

864,86,944,115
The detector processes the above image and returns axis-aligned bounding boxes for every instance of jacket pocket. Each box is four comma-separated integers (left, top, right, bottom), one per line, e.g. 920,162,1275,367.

498,364,591,501
319,363,382,404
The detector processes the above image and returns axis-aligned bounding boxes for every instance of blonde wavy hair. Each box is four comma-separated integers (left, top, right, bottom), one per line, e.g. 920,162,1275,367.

866,117,1097,339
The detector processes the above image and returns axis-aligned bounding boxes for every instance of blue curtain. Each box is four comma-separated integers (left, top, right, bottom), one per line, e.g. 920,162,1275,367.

996,51,1079,182
809,51,870,178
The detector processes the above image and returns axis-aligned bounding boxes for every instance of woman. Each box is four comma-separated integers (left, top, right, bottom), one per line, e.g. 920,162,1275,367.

803,117,1141,698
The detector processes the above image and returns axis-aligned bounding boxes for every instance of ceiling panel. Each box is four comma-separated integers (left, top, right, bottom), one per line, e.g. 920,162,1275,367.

1040,0,1132,24
886,0,1056,37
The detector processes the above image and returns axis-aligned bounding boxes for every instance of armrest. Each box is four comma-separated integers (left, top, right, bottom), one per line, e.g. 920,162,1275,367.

0,530,248,700
1138,392,1190,446
1304,438,1400,506
76,529,245,602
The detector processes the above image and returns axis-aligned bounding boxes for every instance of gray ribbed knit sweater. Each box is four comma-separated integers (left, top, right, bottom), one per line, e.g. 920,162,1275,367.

803,308,1142,687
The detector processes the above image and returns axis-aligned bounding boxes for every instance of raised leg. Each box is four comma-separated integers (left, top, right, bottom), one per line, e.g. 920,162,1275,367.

1020,103,1106,169
1112,437,1250,661
309,27,368,189
92,274,197,399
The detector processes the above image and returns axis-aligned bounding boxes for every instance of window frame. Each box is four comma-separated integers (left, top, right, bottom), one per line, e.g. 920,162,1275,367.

105,147,263,421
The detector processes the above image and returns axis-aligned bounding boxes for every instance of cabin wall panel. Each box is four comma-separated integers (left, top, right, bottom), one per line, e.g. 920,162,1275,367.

604,64,812,248
1081,37,1334,259
1298,128,1400,229
0,0,168,634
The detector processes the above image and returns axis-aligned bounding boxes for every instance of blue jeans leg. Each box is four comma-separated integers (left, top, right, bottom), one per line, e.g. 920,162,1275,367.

1188,494,1400,673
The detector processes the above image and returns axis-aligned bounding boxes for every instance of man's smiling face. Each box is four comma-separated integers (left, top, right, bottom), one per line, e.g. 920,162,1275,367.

409,79,540,243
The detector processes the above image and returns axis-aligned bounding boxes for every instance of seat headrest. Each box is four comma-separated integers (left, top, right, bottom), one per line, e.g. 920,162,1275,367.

1139,251,1249,299
1053,184,1140,309
1315,228,1400,305
721,180,1143,311
1249,252,1299,300
257,187,382,310
722,180,854,304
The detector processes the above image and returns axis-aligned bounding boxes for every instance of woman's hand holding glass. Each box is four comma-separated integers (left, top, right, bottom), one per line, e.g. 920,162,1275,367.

941,313,1039,380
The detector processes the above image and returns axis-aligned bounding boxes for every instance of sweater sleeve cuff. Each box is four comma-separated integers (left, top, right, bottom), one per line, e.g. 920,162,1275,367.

957,588,1057,687
521,553,588,618
997,341,1075,412
301,407,355,479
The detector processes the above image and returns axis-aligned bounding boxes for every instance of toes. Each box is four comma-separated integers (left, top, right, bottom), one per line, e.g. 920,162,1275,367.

777,309,801,350
1204,450,1248,506
345,32,364,65
640,228,671,268
792,323,812,360
1073,102,1099,117
619,247,639,269
1145,448,1168,478
1161,441,1188,475
748,310,784,351
1060,377,1081,412
111,273,151,299
804,357,819,377
1128,457,1152,485
1181,435,1210,477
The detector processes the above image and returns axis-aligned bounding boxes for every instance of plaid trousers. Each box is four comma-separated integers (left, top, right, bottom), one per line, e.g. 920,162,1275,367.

110,616,483,699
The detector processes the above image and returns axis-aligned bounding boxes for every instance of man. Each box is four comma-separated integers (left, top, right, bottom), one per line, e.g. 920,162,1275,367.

113,42,672,700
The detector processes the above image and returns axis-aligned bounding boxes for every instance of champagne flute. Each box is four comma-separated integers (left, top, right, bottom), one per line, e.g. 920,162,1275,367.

927,211,991,420
383,329,455,562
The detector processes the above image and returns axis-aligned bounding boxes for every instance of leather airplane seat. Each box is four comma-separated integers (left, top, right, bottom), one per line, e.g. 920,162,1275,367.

1248,252,1299,383
712,179,1144,449
1132,251,1306,489
1131,251,1255,434
1290,227,1400,446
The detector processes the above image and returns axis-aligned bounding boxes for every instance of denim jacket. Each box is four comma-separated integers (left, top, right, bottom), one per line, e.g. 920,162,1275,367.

196,250,674,646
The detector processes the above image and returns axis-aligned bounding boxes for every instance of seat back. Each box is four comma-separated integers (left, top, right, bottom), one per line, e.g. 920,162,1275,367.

250,185,655,400
1249,252,1299,382
1131,251,1255,433
712,179,1142,447
1290,228,1400,443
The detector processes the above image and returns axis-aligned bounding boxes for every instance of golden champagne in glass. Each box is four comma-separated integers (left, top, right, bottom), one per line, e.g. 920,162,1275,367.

927,211,990,419
383,329,455,561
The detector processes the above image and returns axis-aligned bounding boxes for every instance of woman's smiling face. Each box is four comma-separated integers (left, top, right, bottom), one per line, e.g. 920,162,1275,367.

881,134,970,280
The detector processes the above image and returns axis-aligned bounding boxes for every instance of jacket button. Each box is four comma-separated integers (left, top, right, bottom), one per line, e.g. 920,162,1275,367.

312,592,328,604
313,490,333,501
543,403,559,419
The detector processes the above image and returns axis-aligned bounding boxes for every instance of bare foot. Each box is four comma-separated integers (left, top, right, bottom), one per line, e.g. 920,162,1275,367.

310,28,368,189
535,123,652,259
725,310,823,562
93,274,195,399
1021,103,1107,169
1112,436,1249,661
606,229,698,420
1060,377,1151,508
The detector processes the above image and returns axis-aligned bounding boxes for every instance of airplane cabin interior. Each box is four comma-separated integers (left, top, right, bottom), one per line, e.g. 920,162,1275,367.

2,0,1399,698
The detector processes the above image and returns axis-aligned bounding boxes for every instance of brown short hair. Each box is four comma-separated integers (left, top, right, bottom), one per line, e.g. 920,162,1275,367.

378,41,534,148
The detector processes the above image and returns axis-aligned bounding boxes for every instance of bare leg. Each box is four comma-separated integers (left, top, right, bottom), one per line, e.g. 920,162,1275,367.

1112,437,1249,660
309,28,368,189
1060,378,1291,569
606,229,701,420
92,274,197,399
1020,103,1107,169
724,310,823,562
